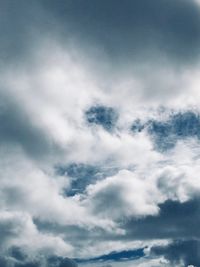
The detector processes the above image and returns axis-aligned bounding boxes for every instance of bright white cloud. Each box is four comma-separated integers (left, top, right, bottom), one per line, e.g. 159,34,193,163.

0,210,72,257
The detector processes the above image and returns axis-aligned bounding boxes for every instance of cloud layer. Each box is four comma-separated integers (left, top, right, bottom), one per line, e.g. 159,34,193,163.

1,1,200,267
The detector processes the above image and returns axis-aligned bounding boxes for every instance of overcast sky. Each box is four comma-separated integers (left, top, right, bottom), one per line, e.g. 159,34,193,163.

1,1,200,267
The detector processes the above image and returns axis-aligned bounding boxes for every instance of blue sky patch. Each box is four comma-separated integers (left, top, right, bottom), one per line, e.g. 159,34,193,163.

85,106,118,131
132,111,200,151
75,248,145,263
56,163,118,196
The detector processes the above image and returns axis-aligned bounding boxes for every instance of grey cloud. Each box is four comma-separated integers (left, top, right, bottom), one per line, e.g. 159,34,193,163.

34,221,112,252
124,199,200,240
89,183,127,218
1,0,200,68
35,199,200,260
0,247,78,267
46,256,78,267
9,247,26,262
0,215,22,246
0,96,51,159
0,1,40,64
151,239,200,267
0,253,78,267
34,183,200,256
33,0,200,67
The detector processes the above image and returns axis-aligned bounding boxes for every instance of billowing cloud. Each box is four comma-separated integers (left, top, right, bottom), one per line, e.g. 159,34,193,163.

1,0,200,266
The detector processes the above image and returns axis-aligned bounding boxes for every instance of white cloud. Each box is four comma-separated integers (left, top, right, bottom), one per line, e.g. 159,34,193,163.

84,170,162,219
1,40,200,261
0,210,72,257
0,145,120,257
193,0,200,6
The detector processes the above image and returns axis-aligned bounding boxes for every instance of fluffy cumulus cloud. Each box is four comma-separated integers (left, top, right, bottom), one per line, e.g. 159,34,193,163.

1,0,200,266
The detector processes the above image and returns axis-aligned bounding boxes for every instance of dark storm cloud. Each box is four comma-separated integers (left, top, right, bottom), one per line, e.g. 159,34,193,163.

124,199,200,240
2,0,200,67
151,239,200,267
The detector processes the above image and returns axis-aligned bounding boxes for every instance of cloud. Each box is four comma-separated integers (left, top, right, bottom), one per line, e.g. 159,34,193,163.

1,0,200,266
0,253,78,267
0,210,72,257
2,0,200,69
37,0,200,66
84,170,162,219
151,240,200,267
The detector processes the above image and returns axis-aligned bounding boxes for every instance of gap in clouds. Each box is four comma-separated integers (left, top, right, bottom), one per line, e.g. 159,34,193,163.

131,110,200,151
55,163,118,196
85,105,119,132
75,247,145,264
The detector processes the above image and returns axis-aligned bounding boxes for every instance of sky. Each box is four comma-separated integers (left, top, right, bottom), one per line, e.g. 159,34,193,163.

1,0,200,266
